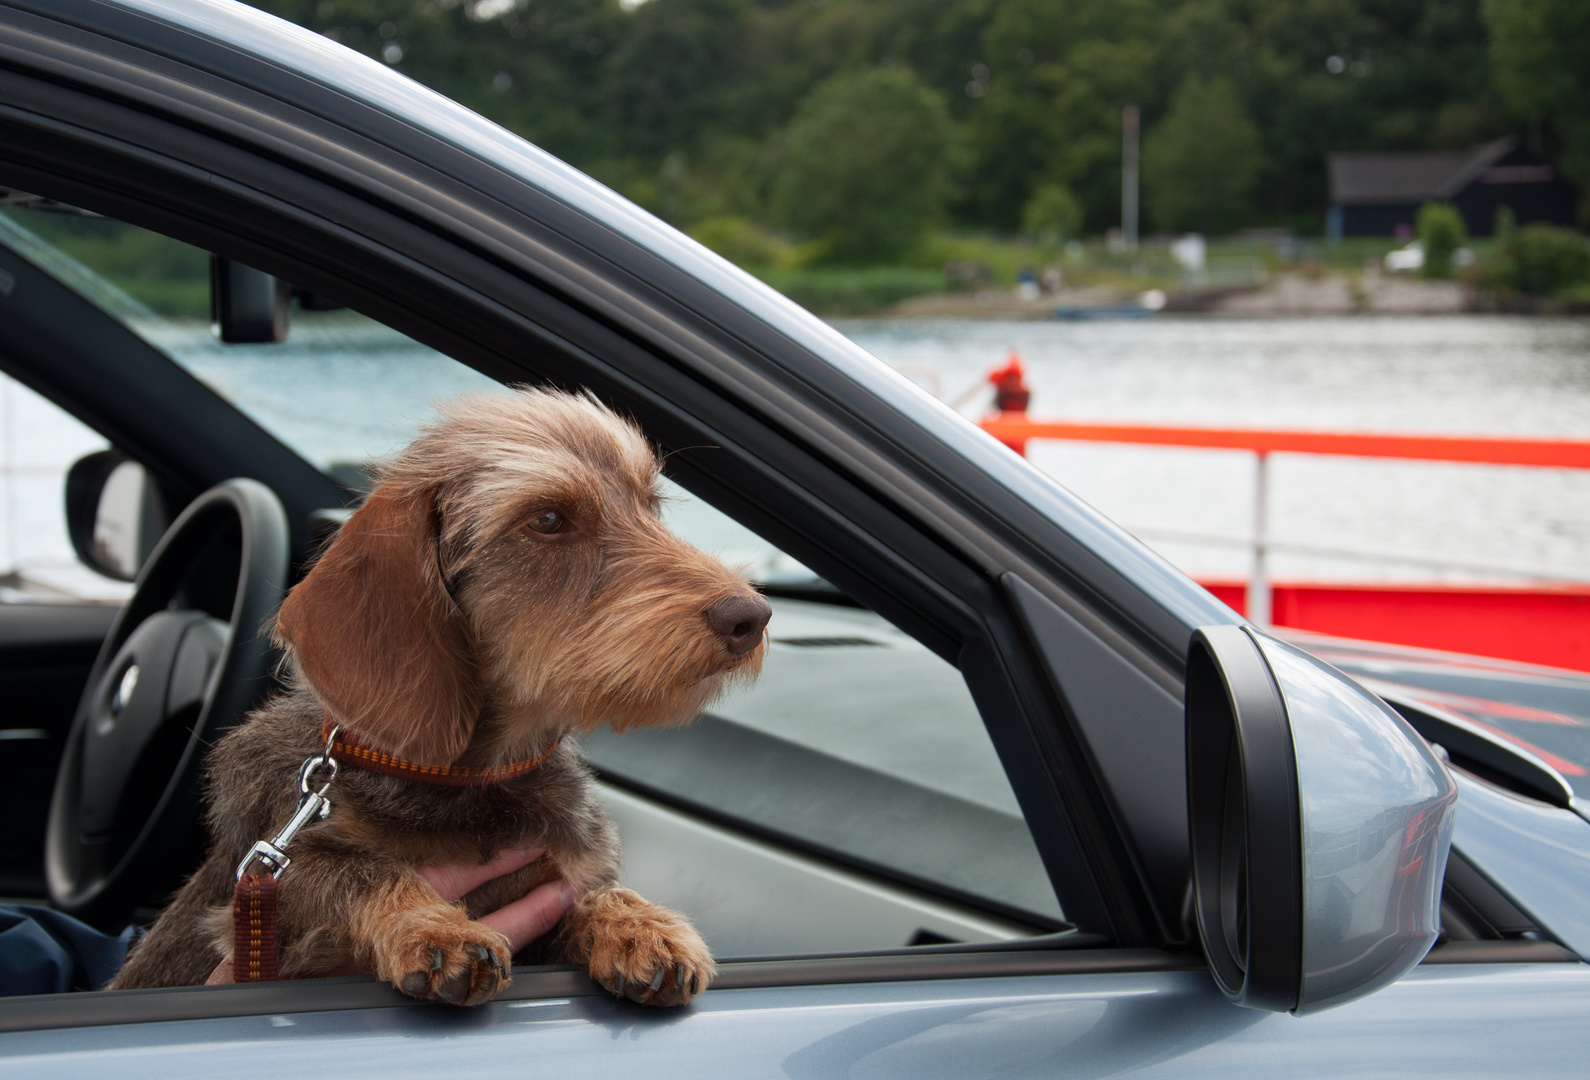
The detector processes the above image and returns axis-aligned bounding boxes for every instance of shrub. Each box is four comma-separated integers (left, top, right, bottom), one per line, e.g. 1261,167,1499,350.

1483,222,1590,296
1416,202,1467,279
756,266,945,314
1023,184,1083,243
687,216,790,269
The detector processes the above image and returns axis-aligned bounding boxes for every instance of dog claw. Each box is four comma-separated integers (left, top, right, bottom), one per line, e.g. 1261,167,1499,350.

675,963,685,989
401,971,429,995
430,947,444,972
468,944,490,962
613,972,625,995
649,966,665,992
690,974,700,996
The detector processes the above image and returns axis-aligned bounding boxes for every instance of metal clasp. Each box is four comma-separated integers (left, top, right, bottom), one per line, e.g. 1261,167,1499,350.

235,726,341,882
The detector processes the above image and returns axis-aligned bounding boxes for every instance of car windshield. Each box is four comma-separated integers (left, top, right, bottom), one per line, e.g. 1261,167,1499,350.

0,203,1063,929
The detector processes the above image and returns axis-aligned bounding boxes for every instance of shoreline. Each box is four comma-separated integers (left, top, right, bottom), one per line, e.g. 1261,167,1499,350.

856,275,1590,320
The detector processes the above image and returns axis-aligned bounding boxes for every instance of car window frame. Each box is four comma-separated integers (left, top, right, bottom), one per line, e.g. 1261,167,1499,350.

0,0,1217,970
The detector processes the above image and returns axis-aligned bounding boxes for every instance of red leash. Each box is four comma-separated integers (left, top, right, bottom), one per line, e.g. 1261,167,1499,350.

230,718,558,982
232,874,279,981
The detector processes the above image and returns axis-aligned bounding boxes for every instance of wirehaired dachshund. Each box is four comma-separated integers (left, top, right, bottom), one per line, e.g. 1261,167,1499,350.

111,388,771,1006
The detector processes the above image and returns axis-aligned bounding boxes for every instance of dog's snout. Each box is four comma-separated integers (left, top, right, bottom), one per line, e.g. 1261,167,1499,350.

706,594,771,655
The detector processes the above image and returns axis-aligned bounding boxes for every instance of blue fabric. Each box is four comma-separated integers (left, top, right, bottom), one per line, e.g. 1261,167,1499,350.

0,905,133,995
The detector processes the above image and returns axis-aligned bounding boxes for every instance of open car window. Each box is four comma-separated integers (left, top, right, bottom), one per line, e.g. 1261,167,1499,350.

0,202,1063,958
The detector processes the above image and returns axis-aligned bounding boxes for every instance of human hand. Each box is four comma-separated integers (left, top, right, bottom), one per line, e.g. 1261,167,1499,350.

419,844,582,953
206,844,579,984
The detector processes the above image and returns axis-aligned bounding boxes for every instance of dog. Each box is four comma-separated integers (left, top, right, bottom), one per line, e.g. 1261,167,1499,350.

110,387,771,1006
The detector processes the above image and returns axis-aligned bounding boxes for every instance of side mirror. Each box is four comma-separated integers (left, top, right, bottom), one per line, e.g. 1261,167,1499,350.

65,451,170,581
1186,625,1457,1015
211,255,289,343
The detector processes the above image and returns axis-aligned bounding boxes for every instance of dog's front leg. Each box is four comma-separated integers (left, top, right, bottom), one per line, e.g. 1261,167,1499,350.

532,845,715,1007
561,884,717,1006
221,847,514,1005
349,867,515,1005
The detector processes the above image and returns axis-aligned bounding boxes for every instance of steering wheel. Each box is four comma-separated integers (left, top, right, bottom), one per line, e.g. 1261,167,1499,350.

46,479,289,930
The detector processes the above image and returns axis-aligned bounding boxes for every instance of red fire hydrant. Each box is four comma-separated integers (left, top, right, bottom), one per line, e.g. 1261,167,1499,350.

987,353,1031,456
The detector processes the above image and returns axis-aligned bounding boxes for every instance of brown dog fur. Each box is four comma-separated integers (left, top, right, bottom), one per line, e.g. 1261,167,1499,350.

109,388,768,1006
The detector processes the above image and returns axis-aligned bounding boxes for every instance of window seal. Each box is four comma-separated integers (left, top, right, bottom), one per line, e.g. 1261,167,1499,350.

0,947,1199,1034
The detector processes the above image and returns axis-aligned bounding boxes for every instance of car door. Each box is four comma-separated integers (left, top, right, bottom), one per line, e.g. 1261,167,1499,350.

0,2,1586,1076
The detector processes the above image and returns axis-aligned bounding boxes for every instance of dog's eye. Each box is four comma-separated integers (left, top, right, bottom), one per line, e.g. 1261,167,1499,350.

527,510,566,535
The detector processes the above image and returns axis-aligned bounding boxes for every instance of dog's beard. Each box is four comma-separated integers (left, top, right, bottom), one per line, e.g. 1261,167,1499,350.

588,644,763,735
483,638,764,744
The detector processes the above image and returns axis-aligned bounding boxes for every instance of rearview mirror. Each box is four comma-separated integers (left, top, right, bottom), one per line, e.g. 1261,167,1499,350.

65,450,170,581
1186,625,1456,1014
211,255,289,343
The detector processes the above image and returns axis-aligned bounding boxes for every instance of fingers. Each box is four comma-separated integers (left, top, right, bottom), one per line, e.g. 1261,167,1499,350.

205,959,234,985
478,880,582,954
420,844,546,902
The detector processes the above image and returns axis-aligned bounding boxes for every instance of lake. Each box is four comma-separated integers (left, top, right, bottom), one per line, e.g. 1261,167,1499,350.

840,315,1590,587
4,313,1589,599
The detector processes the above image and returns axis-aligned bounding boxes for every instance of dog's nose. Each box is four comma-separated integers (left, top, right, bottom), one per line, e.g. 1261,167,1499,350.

706,594,771,655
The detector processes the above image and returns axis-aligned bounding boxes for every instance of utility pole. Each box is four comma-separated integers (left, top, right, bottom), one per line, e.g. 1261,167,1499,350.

1122,105,1139,251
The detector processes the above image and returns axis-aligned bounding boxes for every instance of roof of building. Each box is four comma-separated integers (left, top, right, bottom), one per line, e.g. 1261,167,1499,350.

1328,137,1516,205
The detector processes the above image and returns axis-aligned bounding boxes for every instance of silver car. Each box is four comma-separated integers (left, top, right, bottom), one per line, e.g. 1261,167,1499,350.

0,1,1585,1075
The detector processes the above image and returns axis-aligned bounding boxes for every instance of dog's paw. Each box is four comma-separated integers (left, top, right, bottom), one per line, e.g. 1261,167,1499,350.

578,887,715,1007
378,906,512,1006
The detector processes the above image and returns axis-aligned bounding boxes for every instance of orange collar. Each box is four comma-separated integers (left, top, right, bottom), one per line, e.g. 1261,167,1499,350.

321,715,560,787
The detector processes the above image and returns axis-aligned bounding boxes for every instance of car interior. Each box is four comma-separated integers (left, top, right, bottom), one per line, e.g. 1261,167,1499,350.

0,198,1073,995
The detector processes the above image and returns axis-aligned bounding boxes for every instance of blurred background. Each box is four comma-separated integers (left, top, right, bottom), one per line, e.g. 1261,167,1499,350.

4,0,1589,668
230,0,1590,313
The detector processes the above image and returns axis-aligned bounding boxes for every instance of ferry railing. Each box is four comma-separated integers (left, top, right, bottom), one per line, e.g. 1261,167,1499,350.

978,414,1590,627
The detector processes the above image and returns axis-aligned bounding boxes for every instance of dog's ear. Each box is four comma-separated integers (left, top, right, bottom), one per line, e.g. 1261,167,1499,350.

275,484,479,766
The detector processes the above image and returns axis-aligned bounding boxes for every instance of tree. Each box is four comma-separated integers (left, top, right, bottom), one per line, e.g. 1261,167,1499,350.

247,0,1523,239
773,68,953,262
962,0,1157,231
1143,76,1261,234
1484,0,1590,200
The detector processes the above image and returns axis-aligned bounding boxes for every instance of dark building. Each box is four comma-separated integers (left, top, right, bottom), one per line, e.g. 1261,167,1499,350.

1327,137,1579,239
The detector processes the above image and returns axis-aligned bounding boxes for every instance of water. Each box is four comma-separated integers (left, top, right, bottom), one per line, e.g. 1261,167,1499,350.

839,316,1590,587
5,314,1590,599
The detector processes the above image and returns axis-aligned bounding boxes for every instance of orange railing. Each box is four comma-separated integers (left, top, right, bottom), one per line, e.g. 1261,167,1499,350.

978,414,1590,668
978,418,1590,470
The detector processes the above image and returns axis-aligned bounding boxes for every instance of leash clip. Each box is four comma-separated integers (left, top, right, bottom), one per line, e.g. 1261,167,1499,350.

234,726,341,882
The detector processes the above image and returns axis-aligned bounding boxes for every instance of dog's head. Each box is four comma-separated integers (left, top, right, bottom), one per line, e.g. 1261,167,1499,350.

275,388,769,766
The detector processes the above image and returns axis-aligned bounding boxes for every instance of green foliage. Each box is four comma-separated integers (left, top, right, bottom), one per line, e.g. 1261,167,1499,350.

1416,202,1467,279
772,68,953,263
1142,77,1260,235
1484,0,1590,195
687,216,793,269
1022,184,1084,242
754,266,945,314
963,0,1157,231
258,0,628,167
242,0,1538,251
0,0,1504,296
12,212,210,317
1482,223,1590,295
